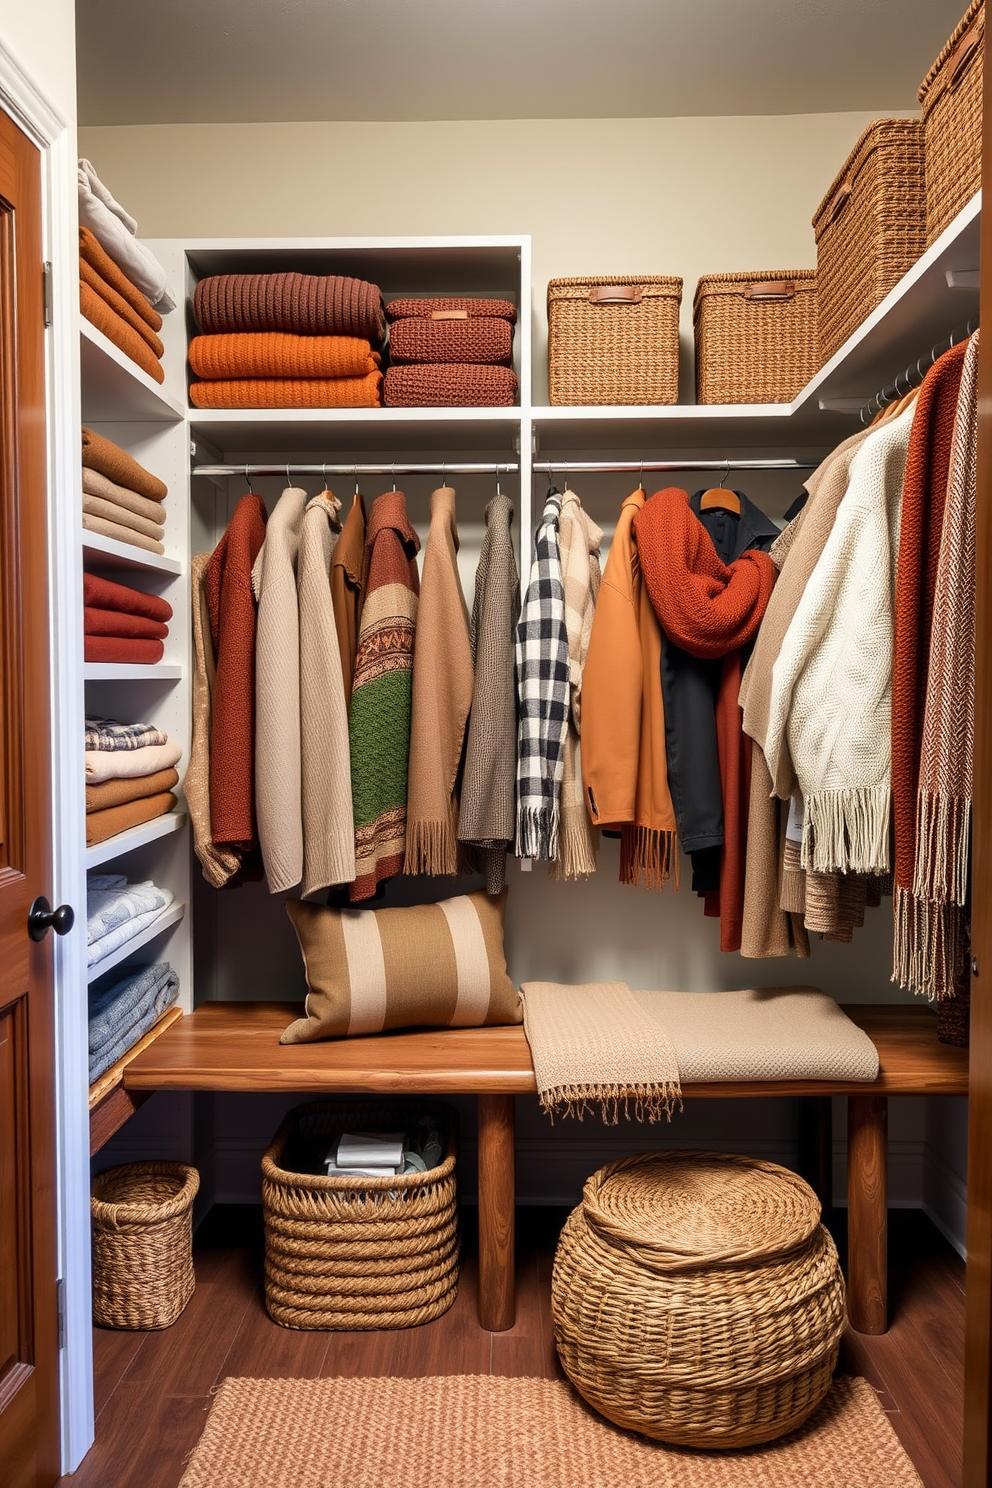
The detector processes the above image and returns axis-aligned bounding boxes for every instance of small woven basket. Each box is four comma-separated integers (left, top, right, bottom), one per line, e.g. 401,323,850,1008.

919,0,984,244
91,1162,199,1330
547,276,682,405
551,1151,846,1449
693,271,818,404
262,1100,459,1331
813,120,925,365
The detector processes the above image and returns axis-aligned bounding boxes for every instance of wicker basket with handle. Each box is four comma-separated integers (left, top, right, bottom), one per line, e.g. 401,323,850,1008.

693,270,818,404
813,119,925,365
91,1161,199,1330
551,1150,846,1449
262,1099,459,1330
546,275,682,405
918,0,984,245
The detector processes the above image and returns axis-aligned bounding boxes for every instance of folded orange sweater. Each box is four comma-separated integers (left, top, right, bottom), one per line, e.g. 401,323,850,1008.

82,430,169,504
189,371,383,409
80,283,165,384
189,333,379,381
86,767,179,813
86,791,177,847
80,257,164,359
79,225,162,332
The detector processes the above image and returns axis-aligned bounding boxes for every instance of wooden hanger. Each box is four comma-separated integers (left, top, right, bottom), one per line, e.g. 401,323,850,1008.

699,466,741,516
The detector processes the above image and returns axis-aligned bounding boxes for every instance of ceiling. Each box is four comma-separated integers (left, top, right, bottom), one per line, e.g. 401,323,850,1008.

76,0,967,126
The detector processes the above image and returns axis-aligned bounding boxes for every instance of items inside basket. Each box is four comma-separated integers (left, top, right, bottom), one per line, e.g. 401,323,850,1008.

285,1113,448,1178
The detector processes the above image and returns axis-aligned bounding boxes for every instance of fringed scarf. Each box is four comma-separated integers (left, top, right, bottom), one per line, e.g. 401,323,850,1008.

515,489,569,860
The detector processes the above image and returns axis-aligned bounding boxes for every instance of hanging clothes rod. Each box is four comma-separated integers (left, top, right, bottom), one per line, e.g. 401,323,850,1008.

859,318,978,425
191,462,520,478
532,458,818,473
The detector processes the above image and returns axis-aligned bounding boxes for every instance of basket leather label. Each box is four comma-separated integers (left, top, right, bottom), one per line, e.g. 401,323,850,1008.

589,285,643,305
745,280,796,300
431,310,470,320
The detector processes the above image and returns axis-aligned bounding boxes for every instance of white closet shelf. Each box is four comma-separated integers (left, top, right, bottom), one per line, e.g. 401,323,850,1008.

188,405,522,455
86,901,186,984
80,319,186,423
84,663,183,681
82,529,183,577
85,811,189,870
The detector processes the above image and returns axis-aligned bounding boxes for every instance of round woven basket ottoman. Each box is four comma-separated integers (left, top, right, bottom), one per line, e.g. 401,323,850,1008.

551,1150,846,1449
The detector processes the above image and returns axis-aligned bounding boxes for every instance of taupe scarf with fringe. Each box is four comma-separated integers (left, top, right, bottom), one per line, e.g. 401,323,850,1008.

519,981,681,1122
551,489,603,881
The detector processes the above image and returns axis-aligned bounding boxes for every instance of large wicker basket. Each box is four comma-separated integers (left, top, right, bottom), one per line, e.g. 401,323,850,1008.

262,1100,459,1331
547,275,682,405
693,271,818,404
813,120,925,365
551,1151,846,1449
91,1162,199,1330
919,0,984,245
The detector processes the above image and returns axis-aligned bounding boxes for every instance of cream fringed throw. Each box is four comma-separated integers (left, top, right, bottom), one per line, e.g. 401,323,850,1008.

519,981,681,1122
551,489,602,882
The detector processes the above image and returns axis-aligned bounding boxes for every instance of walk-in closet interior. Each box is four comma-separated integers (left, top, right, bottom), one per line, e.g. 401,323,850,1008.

4,0,992,1484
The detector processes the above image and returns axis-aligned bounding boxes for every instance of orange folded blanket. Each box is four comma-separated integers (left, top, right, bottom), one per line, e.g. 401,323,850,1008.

80,283,165,384
82,430,169,504
189,332,379,381
79,225,162,332
189,371,383,409
84,635,165,664
86,767,180,813
80,257,165,358
86,791,177,847
84,607,169,640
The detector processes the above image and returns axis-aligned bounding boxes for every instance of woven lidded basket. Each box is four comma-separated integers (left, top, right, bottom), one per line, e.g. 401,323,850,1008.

262,1100,459,1331
693,271,818,404
91,1162,199,1330
547,276,682,405
918,0,983,244
813,119,925,365
551,1151,846,1449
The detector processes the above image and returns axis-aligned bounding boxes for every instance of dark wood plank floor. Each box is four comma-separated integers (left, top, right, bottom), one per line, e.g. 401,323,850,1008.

60,1206,964,1488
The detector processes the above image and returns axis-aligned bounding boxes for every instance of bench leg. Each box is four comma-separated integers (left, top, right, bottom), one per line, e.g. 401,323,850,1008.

477,1093,515,1332
847,1093,888,1335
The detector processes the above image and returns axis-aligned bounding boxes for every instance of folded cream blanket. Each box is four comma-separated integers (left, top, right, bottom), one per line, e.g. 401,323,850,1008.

85,738,182,782
77,159,175,311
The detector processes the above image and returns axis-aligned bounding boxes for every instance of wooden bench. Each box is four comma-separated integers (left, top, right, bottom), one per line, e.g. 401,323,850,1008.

123,1002,968,1336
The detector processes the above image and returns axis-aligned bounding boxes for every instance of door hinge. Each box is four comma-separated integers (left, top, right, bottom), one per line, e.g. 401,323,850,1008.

56,1277,65,1349
42,261,53,328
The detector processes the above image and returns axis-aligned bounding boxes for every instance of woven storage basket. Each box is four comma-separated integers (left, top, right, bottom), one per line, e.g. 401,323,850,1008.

918,0,984,245
693,271,818,404
551,1151,846,1449
813,120,925,365
91,1162,199,1330
262,1100,459,1330
547,276,682,405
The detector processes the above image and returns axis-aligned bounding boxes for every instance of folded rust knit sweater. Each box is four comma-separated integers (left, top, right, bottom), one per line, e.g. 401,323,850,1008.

79,225,162,331
389,318,513,366
80,283,165,384
193,272,386,343
384,364,518,407
83,571,173,623
85,635,165,664
86,791,177,847
189,372,382,410
86,767,180,813
82,429,168,503
80,258,165,358
189,332,379,381
84,606,169,640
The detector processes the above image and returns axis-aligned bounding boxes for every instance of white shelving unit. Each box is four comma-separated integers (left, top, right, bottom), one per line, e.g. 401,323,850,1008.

82,529,183,577
85,810,189,869
86,902,187,982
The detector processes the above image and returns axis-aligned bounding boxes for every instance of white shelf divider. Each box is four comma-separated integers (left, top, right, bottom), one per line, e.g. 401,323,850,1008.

86,901,186,984
85,811,189,870
82,529,183,577
84,663,183,682
80,318,185,423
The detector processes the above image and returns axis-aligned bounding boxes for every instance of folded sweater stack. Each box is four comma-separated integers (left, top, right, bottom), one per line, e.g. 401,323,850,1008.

189,272,387,409
86,717,181,847
86,873,176,974
88,960,180,1085
84,572,174,666
82,426,169,556
384,298,518,407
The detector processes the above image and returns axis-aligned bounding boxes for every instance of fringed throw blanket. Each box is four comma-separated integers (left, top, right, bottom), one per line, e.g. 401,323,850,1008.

515,489,569,860
519,981,681,1122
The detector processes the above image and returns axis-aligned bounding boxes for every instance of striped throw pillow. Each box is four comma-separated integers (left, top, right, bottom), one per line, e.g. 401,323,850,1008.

281,889,520,1043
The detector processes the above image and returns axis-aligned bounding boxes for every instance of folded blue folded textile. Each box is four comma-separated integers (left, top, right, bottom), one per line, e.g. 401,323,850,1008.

85,717,168,752
88,969,180,1083
86,873,170,945
87,897,175,971
89,960,175,1051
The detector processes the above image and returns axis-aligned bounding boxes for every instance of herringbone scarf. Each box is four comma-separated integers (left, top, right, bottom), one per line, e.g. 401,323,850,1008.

515,489,569,860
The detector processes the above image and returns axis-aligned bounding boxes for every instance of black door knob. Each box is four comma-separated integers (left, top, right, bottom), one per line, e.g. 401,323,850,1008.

28,896,75,942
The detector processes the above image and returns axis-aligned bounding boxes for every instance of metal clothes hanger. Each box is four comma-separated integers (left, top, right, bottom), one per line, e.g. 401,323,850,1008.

699,459,741,516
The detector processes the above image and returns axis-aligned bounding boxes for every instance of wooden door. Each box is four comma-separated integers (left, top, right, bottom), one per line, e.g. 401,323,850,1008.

0,109,60,1488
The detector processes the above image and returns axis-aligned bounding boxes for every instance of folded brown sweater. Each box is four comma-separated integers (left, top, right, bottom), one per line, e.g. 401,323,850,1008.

84,571,173,622
86,791,177,847
189,371,382,410
79,226,163,332
388,317,512,366
82,494,165,544
189,332,379,380
86,767,179,813
84,606,169,640
383,364,518,407
193,272,386,342
79,284,165,384
83,513,165,555
81,430,168,504
85,635,165,664
80,257,165,358
82,468,167,525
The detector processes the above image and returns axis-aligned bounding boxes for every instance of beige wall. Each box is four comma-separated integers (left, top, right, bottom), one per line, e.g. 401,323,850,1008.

0,1,76,119
79,111,894,399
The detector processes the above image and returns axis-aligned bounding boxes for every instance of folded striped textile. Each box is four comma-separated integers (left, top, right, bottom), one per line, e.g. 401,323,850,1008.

88,962,180,1083
83,570,173,622
82,513,165,555
85,717,168,751
86,791,177,847
87,766,179,812
82,428,168,504
193,271,386,342
189,332,379,381
82,494,165,545
85,635,165,664
84,607,169,640
79,282,165,384
79,256,164,356
77,163,175,311
86,737,182,782
188,371,382,409
388,318,513,366
79,225,163,331
383,364,518,407
82,468,166,525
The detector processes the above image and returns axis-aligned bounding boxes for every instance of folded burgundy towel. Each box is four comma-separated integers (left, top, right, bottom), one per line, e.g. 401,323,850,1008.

85,635,165,665
383,364,518,407
193,273,386,343
83,572,173,624
84,607,169,640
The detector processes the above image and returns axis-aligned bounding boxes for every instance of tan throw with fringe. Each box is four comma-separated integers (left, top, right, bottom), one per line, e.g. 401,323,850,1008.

551,488,602,881
519,981,681,1122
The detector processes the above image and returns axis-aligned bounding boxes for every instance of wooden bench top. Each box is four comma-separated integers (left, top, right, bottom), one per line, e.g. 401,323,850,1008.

123,1001,969,1098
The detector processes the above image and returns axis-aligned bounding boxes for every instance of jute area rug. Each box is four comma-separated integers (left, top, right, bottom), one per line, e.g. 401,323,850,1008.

178,1374,924,1487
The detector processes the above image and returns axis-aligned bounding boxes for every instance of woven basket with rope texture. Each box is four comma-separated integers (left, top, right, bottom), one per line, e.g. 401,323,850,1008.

262,1100,459,1331
551,1150,846,1449
91,1162,199,1330
693,270,818,404
546,275,682,405
813,119,925,365
918,0,983,245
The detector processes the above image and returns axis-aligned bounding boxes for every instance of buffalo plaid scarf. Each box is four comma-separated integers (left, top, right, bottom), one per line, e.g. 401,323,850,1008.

515,488,569,860
85,716,168,752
